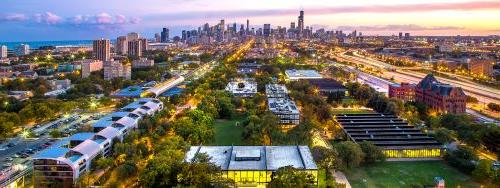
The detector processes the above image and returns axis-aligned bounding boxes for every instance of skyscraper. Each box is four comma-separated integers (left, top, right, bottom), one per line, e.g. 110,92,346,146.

139,38,148,52
298,10,304,35
263,24,271,37
92,39,110,61
116,36,128,55
161,28,169,43
0,45,7,58
398,32,403,39
290,22,296,29
127,40,142,58
246,19,250,33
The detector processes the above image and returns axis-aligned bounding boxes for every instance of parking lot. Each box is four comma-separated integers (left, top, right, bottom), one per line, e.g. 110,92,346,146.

0,112,106,171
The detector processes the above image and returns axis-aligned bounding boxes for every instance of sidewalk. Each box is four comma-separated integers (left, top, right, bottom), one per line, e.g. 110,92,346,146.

333,171,351,188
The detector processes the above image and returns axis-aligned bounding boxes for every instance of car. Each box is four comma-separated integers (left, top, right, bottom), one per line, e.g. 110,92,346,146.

20,154,29,158
7,143,15,147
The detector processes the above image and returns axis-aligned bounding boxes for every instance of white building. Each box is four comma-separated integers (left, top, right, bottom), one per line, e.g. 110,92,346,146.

285,69,322,81
132,58,154,68
0,45,7,58
79,59,103,78
33,98,163,187
15,44,30,56
225,79,258,97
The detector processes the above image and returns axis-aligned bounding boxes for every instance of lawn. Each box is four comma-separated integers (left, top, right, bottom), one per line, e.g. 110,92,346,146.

211,116,245,146
332,108,373,114
344,161,480,188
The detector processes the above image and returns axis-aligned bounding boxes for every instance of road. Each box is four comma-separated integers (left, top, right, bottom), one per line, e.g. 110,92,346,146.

341,52,500,105
332,53,499,123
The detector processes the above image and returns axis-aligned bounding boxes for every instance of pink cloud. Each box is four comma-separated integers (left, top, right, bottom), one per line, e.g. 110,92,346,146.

33,12,62,25
115,15,127,24
95,13,113,24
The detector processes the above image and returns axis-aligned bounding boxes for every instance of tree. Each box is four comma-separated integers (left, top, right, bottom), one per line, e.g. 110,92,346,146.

95,157,114,170
268,166,316,188
116,161,137,179
311,146,337,170
172,113,215,145
334,141,365,170
49,129,62,138
444,145,478,174
487,103,500,112
466,96,479,104
359,141,386,164
471,159,495,183
433,128,456,144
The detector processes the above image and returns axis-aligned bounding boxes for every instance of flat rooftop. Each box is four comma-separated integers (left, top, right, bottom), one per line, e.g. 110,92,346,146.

225,81,257,95
265,84,288,97
185,146,317,171
336,113,442,150
268,98,299,114
285,69,323,80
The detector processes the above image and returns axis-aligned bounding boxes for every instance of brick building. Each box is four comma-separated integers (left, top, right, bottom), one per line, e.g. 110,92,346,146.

388,82,416,102
468,58,495,77
415,74,466,114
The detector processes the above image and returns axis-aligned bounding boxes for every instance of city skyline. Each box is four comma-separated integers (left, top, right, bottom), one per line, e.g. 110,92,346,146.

1,0,500,41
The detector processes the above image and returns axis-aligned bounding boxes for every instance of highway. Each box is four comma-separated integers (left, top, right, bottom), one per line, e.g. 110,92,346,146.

339,52,500,105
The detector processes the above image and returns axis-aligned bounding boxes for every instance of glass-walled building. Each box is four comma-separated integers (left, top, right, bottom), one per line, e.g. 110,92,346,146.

336,113,443,159
185,146,318,187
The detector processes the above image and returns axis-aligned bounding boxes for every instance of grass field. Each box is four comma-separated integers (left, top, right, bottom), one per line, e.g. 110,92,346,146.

344,161,480,188
212,117,245,146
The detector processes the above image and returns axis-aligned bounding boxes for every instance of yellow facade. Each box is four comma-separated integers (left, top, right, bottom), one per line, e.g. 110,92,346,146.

382,148,442,158
222,170,318,187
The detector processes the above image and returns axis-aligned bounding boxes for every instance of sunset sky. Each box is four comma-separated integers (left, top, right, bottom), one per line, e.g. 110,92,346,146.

1,0,499,41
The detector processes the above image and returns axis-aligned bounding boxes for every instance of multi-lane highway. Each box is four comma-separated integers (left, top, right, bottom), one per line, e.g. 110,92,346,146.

339,52,500,106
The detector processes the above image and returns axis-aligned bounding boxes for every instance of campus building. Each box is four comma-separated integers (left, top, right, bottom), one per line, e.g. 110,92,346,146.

78,59,103,78
284,69,322,81
415,74,466,114
336,113,443,158
32,98,163,187
185,146,318,187
265,84,288,98
388,82,416,102
132,58,154,68
225,79,258,97
268,98,300,126
103,60,131,80
307,78,346,96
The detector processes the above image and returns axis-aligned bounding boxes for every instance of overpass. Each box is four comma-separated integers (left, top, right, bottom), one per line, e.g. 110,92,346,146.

141,76,185,98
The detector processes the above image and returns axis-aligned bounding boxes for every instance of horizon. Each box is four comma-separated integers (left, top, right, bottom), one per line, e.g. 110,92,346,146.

1,0,500,41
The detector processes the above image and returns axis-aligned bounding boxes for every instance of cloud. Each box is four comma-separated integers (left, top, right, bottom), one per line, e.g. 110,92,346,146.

335,24,465,31
33,12,62,25
129,17,141,24
66,13,139,26
0,13,29,22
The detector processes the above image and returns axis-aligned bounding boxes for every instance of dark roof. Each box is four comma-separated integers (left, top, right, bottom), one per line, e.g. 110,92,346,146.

336,113,442,150
417,74,438,90
307,79,345,90
417,74,465,97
